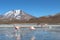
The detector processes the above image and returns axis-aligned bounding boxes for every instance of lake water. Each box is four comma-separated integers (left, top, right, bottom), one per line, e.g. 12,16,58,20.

0,27,60,40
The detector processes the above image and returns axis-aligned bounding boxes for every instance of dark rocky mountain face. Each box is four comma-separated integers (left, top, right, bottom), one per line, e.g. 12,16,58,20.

0,10,35,24
3,10,35,21
0,10,60,24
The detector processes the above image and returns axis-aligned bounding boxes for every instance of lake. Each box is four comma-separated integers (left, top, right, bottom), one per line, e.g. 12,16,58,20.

0,27,60,40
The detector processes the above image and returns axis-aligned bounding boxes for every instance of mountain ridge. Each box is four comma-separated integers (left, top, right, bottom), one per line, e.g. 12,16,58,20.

1,10,35,21
0,10,60,24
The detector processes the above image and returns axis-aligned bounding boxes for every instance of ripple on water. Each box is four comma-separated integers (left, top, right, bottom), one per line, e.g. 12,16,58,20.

0,27,60,40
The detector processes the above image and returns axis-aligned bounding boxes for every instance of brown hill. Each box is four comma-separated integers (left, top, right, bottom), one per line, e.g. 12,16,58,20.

28,13,60,24
0,13,60,24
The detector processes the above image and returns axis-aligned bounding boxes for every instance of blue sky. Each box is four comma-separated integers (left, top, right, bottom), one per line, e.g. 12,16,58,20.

0,0,60,17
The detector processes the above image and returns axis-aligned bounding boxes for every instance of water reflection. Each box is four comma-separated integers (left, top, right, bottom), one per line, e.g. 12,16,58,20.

15,35,20,40
31,36,35,40
0,27,60,40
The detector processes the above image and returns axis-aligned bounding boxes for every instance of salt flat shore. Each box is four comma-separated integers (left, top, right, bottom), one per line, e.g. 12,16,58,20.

0,24,60,28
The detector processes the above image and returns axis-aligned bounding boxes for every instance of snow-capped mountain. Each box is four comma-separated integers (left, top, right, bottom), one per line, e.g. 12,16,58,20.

3,10,35,21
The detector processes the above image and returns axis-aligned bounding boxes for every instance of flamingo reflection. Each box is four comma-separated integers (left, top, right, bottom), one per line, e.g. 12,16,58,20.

31,36,35,40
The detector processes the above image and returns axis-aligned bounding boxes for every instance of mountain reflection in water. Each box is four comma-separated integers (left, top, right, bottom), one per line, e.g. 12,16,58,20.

0,27,60,40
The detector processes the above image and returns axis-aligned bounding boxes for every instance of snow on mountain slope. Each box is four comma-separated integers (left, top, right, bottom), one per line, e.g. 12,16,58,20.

3,10,35,21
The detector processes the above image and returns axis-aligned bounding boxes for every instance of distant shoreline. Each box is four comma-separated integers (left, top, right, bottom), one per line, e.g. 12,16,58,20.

0,24,60,28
